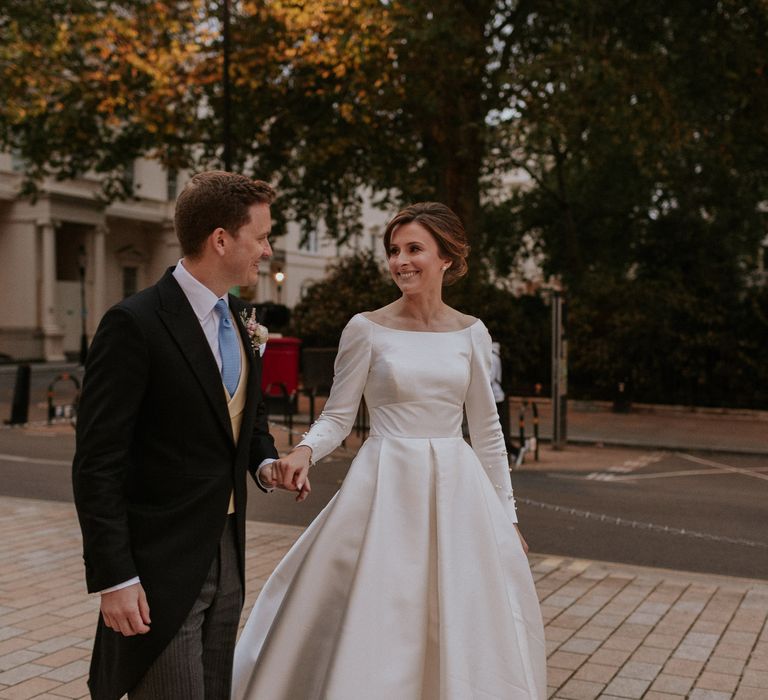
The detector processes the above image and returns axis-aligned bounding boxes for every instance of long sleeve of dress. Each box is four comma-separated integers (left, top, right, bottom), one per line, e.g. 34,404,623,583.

465,321,518,523
296,314,373,463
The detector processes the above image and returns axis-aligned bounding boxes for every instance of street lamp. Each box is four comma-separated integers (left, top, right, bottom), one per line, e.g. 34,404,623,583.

541,276,567,449
222,0,232,170
274,269,285,304
77,245,88,365
550,287,567,449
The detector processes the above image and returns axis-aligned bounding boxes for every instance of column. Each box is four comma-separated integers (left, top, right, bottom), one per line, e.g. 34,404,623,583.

160,221,180,269
144,222,180,283
92,224,107,329
38,220,65,361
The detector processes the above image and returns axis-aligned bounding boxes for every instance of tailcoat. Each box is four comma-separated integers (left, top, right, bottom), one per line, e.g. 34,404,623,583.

73,268,277,700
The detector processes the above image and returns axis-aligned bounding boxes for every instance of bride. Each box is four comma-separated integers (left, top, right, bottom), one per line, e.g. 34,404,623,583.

232,202,546,699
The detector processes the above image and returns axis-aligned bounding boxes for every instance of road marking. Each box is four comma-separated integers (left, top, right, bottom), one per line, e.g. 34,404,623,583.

585,473,622,481
590,467,768,482
517,497,768,548
606,452,666,473
0,453,70,466
579,453,768,483
679,453,768,483
583,452,667,480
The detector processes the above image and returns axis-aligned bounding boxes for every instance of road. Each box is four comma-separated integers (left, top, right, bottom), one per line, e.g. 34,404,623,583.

2,424,766,580
514,451,768,581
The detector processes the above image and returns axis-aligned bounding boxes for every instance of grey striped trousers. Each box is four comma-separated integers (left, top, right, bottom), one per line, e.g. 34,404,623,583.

130,515,243,700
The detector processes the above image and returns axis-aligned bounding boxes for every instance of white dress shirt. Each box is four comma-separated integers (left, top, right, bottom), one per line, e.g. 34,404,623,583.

173,259,230,372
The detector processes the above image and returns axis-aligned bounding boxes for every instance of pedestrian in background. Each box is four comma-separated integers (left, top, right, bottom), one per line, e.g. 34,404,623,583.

491,339,514,461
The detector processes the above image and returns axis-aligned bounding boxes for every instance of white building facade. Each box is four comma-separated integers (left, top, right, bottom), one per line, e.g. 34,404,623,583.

0,157,388,361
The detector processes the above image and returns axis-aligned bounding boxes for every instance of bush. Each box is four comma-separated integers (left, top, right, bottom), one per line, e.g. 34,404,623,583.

289,252,398,346
567,277,768,408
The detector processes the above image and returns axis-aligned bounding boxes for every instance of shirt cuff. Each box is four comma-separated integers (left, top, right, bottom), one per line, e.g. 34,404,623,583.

99,577,140,595
256,458,276,492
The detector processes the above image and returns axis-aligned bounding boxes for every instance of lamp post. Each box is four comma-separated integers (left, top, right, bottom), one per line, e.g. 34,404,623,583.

274,269,285,304
541,276,567,449
77,244,88,365
222,0,232,170
551,288,567,449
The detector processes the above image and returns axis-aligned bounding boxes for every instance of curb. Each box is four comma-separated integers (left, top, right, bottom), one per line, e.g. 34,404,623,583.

534,549,768,588
538,435,768,458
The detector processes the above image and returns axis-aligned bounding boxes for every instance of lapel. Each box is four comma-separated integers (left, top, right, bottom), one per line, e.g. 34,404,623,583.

155,269,234,444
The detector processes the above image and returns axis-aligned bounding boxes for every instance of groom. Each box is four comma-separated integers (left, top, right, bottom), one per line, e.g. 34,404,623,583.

73,171,296,699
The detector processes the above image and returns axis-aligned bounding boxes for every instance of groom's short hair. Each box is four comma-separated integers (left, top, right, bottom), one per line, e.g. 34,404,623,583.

175,171,276,257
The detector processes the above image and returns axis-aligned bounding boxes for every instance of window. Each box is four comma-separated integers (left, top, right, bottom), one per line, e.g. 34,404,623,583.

10,149,25,173
167,169,178,200
122,161,135,194
368,225,383,252
300,230,319,253
123,267,138,298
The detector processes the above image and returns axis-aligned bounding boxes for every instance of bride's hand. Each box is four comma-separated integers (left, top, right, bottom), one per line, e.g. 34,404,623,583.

273,446,313,502
514,525,529,554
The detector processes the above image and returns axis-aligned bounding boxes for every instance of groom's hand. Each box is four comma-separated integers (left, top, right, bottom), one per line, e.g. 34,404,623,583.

101,583,151,636
259,462,310,499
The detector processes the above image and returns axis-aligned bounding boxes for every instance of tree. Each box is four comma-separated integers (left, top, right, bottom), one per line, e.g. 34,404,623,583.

289,252,397,346
483,1,768,406
0,0,217,197
486,1,768,288
0,1,534,240
4,1,767,251
4,1,768,405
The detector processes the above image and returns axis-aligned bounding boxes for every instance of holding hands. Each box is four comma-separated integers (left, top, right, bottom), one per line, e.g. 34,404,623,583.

260,445,313,502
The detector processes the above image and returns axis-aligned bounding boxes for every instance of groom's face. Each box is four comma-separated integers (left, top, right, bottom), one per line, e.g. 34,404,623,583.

225,203,273,287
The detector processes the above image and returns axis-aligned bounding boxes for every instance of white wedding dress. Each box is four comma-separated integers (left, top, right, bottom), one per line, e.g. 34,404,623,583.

232,314,546,699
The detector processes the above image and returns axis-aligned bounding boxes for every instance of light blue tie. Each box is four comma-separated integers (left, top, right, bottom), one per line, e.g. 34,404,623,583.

214,299,241,396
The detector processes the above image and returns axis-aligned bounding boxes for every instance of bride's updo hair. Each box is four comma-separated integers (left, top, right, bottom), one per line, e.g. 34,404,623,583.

383,202,470,286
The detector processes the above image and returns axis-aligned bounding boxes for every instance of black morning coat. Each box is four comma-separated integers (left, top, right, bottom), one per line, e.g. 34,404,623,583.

72,268,278,700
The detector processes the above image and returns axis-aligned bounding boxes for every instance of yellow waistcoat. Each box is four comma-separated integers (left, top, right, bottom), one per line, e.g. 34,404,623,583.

225,322,250,514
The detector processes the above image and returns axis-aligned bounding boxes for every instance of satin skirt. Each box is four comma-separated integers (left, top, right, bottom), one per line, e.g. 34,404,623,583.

232,436,547,699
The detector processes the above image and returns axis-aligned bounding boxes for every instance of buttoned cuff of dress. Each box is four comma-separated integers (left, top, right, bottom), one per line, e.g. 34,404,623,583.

256,458,276,492
98,576,141,595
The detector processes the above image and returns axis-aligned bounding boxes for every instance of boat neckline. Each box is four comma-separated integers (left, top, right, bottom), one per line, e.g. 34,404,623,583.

358,313,480,334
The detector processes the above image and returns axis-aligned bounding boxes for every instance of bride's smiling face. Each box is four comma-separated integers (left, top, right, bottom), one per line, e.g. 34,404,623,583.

387,222,451,293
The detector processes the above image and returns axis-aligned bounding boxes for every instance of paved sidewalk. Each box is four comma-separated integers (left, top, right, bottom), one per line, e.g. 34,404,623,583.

0,496,766,700
518,399,768,456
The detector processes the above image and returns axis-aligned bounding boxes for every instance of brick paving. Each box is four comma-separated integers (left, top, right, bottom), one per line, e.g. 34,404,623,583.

0,495,766,699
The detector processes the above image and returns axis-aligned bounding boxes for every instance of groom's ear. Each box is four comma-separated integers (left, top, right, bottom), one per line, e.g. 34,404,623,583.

208,227,228,258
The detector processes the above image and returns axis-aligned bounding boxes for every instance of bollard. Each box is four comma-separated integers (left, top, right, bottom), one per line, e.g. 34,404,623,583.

6,364,31,425
515,399,540,466
612,378,631,413
516,401,528,467
47,372,81,424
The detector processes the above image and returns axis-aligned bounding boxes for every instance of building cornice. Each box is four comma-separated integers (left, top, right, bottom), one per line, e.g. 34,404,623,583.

106,198,173,224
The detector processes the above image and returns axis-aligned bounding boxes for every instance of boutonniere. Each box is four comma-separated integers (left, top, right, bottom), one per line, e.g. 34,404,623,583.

239,308,269,356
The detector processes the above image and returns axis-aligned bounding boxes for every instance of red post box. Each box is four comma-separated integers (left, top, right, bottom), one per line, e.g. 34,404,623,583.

261,336,302,397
